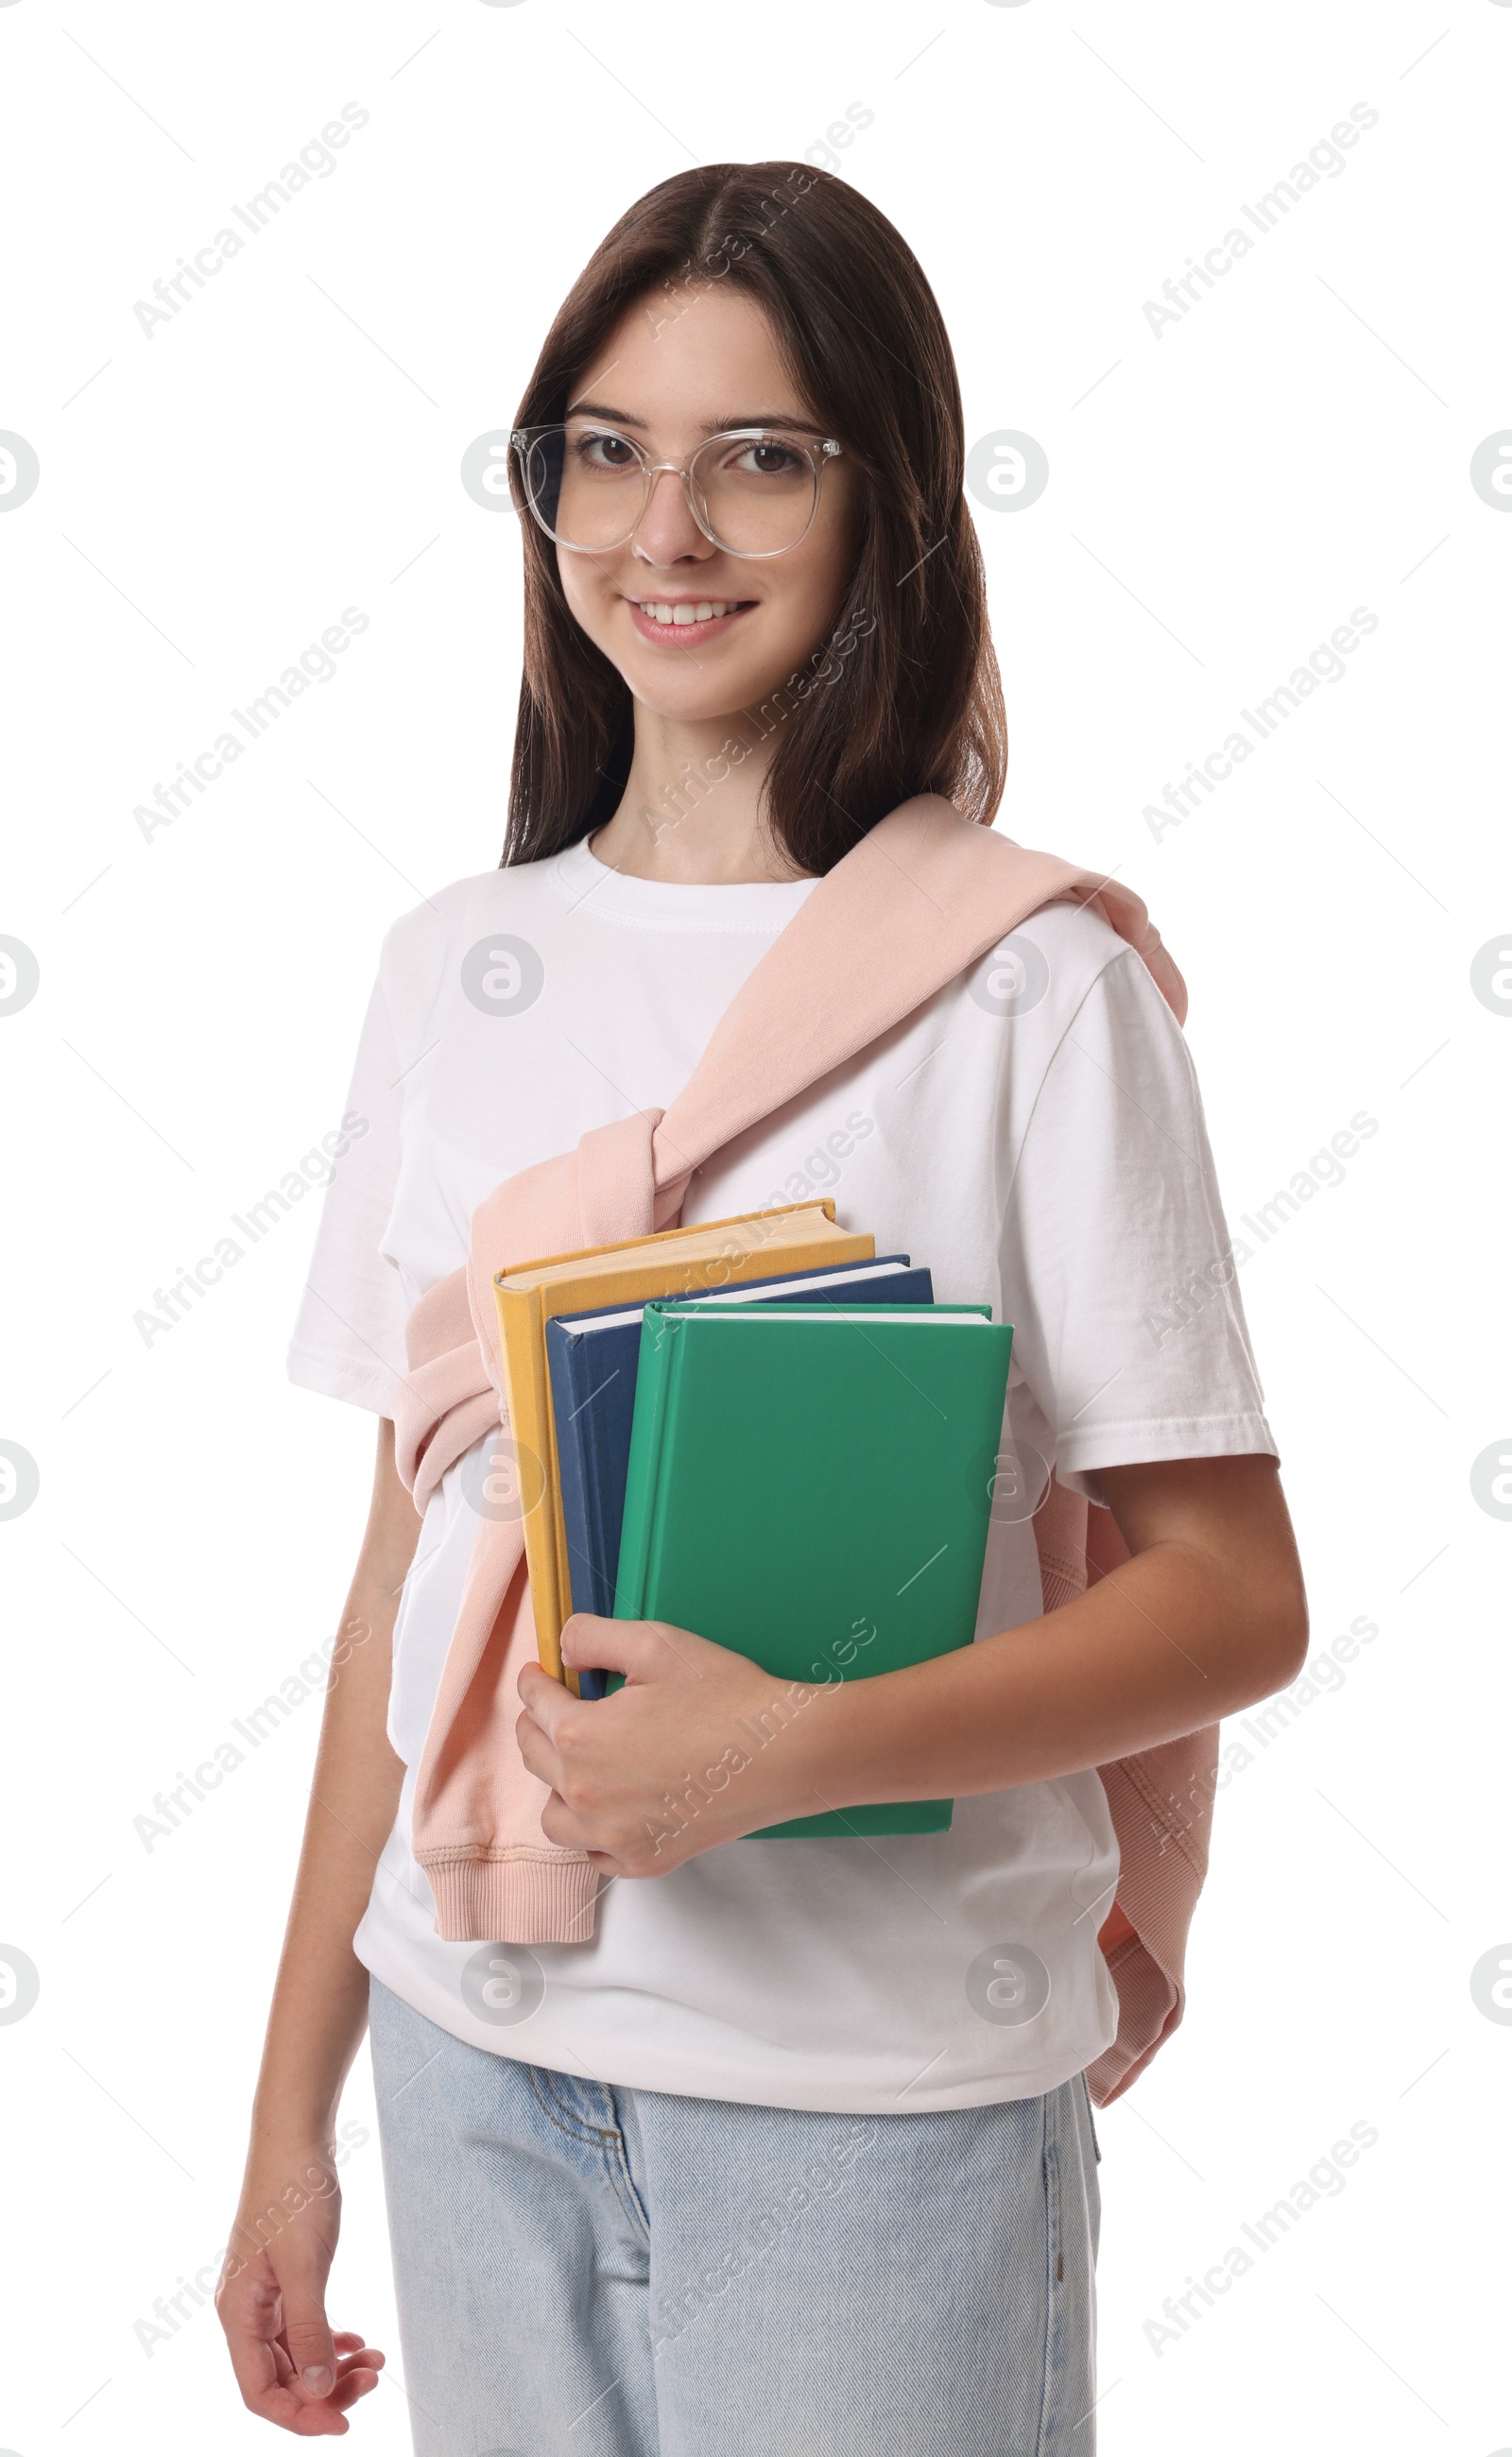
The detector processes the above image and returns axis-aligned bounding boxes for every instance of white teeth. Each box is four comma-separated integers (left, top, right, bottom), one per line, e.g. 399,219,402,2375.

638,600,737,625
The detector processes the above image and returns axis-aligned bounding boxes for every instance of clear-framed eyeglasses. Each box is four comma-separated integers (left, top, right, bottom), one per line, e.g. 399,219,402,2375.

509,422,844,559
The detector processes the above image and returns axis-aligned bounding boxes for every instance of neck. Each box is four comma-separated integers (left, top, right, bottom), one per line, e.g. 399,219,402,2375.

589,704,811,885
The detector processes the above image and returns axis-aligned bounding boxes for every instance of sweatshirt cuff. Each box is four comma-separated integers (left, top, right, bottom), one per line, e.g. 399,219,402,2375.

419,1848,601,1946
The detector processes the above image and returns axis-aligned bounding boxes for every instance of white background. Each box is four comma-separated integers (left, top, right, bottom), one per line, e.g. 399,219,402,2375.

2,0,1508,2448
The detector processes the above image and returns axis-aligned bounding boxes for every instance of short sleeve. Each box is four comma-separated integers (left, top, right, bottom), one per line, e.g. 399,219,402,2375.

285,969,410,1416
1002,947,1278,1506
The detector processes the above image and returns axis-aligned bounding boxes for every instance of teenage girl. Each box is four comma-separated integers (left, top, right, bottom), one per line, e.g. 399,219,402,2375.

218,163,1306,2451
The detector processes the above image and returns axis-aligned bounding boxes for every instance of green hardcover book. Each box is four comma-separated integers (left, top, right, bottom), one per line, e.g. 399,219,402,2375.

610,1301,1013,1838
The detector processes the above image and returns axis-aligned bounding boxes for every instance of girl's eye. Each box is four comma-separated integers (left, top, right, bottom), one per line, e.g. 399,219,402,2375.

573,430,640,471
730,438,804,479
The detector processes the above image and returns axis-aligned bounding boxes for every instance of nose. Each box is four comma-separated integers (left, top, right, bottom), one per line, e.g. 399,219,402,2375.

632,465,713,569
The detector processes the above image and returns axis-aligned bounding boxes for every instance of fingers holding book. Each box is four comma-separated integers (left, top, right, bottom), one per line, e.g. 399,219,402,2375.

515,1613,841,1876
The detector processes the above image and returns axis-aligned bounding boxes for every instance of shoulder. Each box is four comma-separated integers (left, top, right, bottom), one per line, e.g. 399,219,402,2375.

371,854,565,1010
903,809,1171,1031
971,890,1158,1031
1008,891,1131,980
939,885,1190,1128
378,856,561,972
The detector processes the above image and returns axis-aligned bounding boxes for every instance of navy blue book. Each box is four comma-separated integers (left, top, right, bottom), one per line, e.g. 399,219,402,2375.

547,1253,933,1695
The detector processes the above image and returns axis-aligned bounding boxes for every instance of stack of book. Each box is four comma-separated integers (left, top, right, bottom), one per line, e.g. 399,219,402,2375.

491,1201,1012,1837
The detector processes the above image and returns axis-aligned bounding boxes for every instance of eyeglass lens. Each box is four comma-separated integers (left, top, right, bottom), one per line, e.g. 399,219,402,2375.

518,426,822,556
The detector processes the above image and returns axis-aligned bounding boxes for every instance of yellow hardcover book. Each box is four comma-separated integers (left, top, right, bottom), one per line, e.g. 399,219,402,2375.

491,1202,874,1685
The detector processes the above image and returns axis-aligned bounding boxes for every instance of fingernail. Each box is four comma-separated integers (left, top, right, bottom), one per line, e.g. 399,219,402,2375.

301,2364,335,2395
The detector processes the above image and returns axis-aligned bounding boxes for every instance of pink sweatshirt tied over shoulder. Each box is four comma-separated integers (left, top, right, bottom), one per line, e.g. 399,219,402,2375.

391,796,1216,2106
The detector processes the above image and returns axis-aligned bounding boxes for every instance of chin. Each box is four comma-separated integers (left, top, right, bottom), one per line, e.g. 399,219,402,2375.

610,644,755,714
629,679,751,726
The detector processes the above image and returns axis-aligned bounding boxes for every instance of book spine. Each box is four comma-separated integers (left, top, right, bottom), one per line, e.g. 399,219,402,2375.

547,1329,593,1614
580,1381,612,1621
495,1284,565,1680
543,1329,576,1658
640,1322,682,1616
612,1308,679,1620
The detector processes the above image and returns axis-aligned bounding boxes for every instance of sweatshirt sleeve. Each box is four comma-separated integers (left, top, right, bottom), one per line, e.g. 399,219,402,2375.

285,964,410,1417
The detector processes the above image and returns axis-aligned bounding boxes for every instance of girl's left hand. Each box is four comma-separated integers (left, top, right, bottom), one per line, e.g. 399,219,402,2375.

516,1616,838,1876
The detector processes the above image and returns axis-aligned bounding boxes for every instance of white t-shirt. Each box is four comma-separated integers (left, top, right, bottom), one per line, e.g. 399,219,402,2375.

288,833,1276,2115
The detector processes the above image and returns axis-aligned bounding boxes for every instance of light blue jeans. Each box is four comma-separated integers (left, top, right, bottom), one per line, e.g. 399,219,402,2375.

368,1975,1101,2455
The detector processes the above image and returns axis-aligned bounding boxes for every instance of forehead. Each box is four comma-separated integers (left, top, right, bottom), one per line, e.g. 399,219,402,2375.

569,284,814,434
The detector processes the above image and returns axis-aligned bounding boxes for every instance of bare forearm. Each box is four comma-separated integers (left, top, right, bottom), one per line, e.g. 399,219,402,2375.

249,1624,404,2142
789,1519,1305,1813
249,1427,416,2151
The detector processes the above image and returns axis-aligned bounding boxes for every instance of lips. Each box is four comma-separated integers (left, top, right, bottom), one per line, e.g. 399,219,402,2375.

627,596,755,647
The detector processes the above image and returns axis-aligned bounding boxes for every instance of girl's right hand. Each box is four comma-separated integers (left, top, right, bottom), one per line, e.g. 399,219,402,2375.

216,2148,386,2435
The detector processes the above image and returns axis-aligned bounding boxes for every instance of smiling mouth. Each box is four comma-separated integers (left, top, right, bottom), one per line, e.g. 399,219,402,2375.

627,596,755,634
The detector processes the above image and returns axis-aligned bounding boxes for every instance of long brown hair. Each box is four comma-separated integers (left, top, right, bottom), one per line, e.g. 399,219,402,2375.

503,162,1006,878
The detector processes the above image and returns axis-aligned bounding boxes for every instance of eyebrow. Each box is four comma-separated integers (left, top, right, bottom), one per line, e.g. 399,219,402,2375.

564,399,822,436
